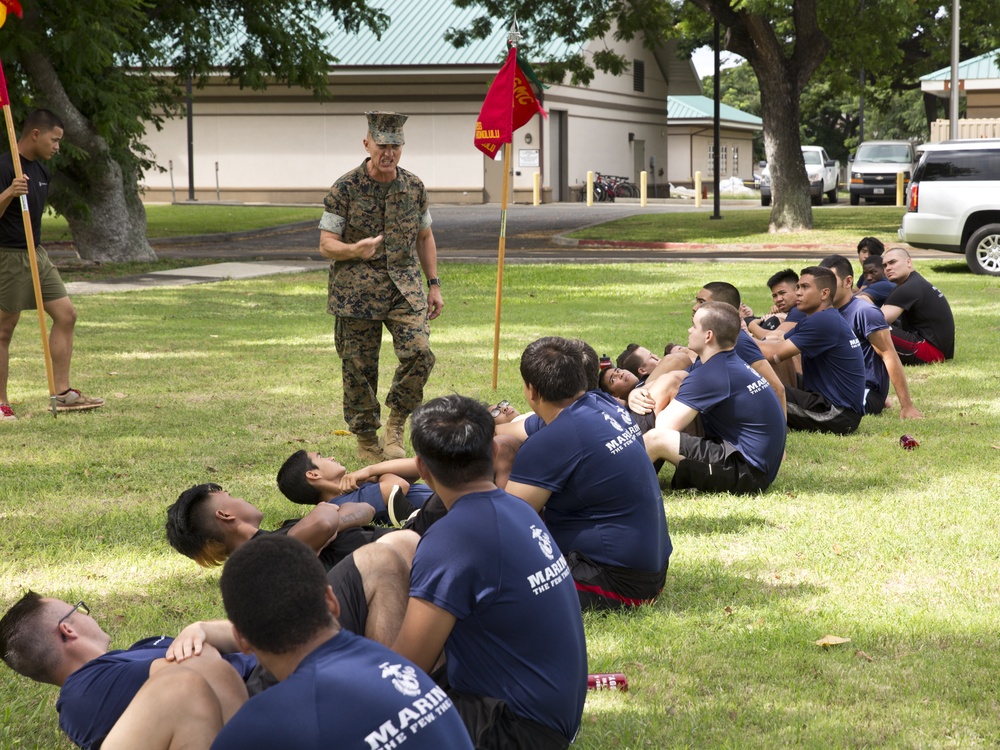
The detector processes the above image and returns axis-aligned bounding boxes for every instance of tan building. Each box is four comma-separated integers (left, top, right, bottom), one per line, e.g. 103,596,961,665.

139,0,703,204
665,95,762,186
921,48,1000,141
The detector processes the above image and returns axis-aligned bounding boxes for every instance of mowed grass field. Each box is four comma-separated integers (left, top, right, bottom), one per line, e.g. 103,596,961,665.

1,257,999,749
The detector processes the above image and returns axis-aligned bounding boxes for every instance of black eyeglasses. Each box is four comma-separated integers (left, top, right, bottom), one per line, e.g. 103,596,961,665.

489,400,510,418
57,601,89,641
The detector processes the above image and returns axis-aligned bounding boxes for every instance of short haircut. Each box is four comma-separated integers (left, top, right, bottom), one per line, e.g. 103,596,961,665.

220,535,333,654
519,336,587,403
767,268,798,289
697,301,740,348
616,343,643,377
410,394,494,487
862,255,884,268
276,450,322,505
857,236,885,256
702,281,740,307
800,266,837,295
575,339,600,391
819,254,854,283
886,247,911,259
23,109,63,136
165,483,229,567
597,367,614,394
0,591,60,683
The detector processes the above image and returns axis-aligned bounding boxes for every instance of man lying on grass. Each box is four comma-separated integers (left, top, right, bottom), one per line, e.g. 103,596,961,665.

0,592,254,749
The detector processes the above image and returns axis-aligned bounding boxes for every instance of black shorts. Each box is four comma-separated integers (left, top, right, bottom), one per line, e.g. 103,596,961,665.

402,492,448,536
567,550,667,611
864,388,887,415
673,433,772,494
785,386,863,434
327,554,368,637
432,669,571,750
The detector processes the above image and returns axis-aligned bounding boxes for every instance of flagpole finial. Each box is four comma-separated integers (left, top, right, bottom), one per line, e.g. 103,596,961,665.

507,15,521,46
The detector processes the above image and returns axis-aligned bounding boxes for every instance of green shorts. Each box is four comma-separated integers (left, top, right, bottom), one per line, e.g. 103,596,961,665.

0,245,68,313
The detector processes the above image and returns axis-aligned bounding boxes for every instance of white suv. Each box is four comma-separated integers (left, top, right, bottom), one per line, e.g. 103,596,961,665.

898,139,1000,275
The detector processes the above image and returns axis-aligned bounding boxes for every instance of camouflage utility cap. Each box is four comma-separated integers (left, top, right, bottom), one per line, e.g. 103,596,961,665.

366,111,407,145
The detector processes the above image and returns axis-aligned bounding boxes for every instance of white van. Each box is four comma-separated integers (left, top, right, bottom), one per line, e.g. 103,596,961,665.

848,140,917,205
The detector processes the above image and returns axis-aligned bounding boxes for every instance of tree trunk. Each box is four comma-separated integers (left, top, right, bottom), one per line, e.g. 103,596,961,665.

757,68,813,232
20,51,157,262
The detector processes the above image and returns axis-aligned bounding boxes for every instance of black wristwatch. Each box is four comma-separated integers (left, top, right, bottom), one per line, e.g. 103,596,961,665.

427,277,440,288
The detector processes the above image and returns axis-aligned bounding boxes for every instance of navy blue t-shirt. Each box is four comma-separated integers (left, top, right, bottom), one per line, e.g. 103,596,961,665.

838,296,891,407
859,279,895,307
212,630,472,750
509,390,670,573
787,307,865,414
410,488,587,741
674,350,786,482
734,330,764,365
333,481,433,522
57,637,257,749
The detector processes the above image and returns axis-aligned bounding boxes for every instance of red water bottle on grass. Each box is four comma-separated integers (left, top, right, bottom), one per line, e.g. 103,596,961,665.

587,673,628,692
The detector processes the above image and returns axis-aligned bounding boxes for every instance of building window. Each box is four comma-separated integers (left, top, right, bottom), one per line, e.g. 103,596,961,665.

721,145,728,175
733,145,740,176
707,145,714,176
633,60,644,92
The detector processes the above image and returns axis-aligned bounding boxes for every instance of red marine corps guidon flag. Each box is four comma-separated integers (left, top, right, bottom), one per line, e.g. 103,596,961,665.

474,45,546,159
0,0,23,29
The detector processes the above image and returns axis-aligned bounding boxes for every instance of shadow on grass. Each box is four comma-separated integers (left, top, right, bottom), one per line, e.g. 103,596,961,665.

668,511,772,537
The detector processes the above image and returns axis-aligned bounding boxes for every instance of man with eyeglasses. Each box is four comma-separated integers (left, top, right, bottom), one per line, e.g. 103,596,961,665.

0,592,256,749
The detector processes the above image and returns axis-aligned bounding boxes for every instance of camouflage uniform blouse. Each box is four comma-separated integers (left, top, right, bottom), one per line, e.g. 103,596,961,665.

320,159,432,319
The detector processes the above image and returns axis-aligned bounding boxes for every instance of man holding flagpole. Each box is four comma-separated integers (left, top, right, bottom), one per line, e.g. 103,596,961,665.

319,112,442,463
0,109,104,420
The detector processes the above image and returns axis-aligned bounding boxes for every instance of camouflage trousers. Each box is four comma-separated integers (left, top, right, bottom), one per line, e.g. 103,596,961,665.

335,303,435,436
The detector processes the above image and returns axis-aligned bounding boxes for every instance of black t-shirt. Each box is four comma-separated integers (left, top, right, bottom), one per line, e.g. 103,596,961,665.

0,152,49,248
885,271,955,359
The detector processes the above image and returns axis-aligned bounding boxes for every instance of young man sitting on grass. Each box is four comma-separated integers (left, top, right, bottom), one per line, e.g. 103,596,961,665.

165,483,416,646
0,592,255,750
638,302,786,494
392,394,587,750
276,450,434,527
205,534,474,750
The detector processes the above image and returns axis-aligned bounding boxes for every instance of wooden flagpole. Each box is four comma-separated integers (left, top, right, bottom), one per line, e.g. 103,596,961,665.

491,141,513,390
0,82,58,416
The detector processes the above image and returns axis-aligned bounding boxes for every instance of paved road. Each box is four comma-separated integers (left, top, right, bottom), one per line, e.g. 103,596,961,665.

52,201,958,265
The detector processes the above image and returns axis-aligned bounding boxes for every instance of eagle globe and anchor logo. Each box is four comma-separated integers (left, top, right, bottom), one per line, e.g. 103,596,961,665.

531,524,555,561
379,661,423,697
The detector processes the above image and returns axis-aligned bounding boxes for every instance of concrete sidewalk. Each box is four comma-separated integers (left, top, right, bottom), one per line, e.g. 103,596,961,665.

65,260,327,296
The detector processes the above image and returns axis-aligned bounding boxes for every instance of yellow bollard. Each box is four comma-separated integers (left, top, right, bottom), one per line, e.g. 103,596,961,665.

896,171,905,207
533,172,541,206
694,171,702,209
586,171,594,207
640,171,647,207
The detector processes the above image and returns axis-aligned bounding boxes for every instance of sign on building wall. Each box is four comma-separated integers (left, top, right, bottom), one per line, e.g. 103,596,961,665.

519,149,540,167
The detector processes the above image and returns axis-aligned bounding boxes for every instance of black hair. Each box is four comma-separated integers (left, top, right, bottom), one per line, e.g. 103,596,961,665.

616,344,643,377
766,268,799,289
702,281,741,307
800,266,837,295
410,395,495,487
519,336,587,403
857,236,885,256
220,536,334,654
575,339,601,391
165,483,229,567
0,591,61,683
276,450,322,505
819,254,855,283
22,109,63,137
862,255,884,268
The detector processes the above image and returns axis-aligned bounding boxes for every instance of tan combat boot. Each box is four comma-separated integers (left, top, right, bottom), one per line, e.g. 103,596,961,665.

381,412,407,460
357,432,383,464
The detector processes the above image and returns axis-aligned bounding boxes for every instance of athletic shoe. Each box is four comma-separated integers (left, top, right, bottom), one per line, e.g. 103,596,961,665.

54,389,105,412
387,484,416,529
0,403,16,420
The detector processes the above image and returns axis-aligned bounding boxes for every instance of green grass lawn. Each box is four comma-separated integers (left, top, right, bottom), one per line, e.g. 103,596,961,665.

569,206,909,245
1,259,999,748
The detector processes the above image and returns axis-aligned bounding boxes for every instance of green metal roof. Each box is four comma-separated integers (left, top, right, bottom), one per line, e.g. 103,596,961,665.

318,0,577,67
922,48,1000,81
667,95,762,127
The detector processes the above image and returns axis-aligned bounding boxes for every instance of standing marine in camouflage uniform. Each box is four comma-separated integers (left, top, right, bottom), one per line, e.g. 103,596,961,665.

318,112,443,463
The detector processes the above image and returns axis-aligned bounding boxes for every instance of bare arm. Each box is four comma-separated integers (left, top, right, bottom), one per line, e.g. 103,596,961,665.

750,358,787,417
656,398,699,432
318,229,383,261
504,481,552,513
341,458,421,491
416,227,443,320
757,337,802,365
880,303,903,326
0,175,28,214
287,503,374,552
392,598,457,675
868,328,923,419
164,620,239,663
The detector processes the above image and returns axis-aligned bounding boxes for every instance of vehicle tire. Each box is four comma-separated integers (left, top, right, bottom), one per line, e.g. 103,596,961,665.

849,192,860,206
811,193,822,206
828,187,838,204
965,223,1000,276
761,194,771,207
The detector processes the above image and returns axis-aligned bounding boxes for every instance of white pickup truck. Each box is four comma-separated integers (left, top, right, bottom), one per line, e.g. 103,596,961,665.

759,145,841,207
